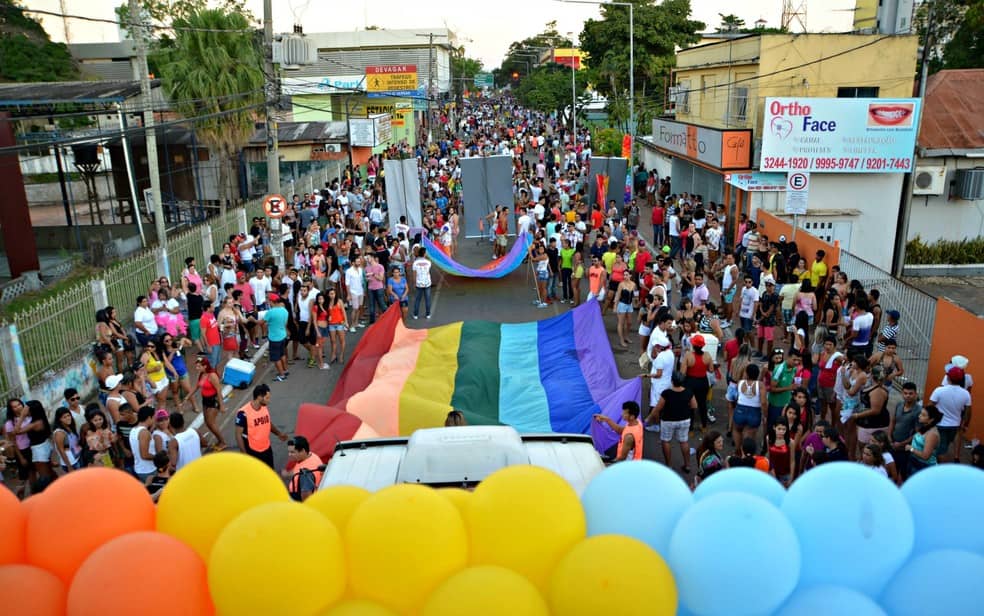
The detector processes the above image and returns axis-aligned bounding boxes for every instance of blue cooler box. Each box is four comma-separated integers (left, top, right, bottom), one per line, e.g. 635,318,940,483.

222,358,255,388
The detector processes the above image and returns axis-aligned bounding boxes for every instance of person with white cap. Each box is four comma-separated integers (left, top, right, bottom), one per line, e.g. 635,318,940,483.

929,365,972,463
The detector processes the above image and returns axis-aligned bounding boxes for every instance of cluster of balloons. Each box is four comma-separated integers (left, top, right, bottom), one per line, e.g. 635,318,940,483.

0,455,982,616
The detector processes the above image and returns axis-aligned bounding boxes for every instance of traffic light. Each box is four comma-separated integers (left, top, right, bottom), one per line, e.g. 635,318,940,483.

512,71,519,79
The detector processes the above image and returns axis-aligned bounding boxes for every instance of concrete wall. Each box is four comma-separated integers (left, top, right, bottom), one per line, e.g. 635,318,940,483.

907,156,984,242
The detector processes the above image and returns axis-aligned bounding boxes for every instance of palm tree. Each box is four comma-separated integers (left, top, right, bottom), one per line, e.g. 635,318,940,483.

156,8,264,214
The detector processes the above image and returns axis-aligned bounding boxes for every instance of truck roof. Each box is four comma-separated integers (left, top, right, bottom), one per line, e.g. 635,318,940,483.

318,425,604,495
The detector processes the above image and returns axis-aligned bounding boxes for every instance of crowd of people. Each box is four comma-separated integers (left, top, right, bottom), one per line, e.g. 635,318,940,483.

4,95,980,503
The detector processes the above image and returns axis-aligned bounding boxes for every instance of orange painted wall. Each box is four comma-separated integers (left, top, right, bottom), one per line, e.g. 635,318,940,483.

755,210,840,267
926,297,984,440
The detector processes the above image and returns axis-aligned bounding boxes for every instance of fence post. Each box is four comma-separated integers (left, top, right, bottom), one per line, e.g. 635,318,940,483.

90,278,109,310
155,246,170,280
0,324,32,399
238,208,248,235
200,223,214,259
306,175,314,195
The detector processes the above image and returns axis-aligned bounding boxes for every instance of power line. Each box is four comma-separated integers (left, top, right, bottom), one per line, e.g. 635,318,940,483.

22,8,255,33
0,102,264,156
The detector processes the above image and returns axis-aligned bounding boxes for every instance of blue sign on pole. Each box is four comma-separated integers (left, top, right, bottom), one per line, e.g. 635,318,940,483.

366,89,426,99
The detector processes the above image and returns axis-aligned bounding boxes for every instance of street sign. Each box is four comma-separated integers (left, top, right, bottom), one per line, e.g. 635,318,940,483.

365,65,418,93
473,72,493,88
784,172,810,215
262,194,288,219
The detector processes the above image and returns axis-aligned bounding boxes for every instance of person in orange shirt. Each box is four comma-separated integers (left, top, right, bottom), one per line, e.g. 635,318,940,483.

282,435,323,501
587,256,608,302
234,384,287,469
594,401,644,462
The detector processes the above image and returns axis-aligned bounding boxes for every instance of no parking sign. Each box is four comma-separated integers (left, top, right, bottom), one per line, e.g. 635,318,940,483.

784,173,809,215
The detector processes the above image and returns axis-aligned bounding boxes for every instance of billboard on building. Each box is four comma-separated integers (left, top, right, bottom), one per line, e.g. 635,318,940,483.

761,97,921,173
366,65,418,92
652,119,752,170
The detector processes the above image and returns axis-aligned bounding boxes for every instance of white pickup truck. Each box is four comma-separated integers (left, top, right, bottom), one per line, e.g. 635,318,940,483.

317,425,605,495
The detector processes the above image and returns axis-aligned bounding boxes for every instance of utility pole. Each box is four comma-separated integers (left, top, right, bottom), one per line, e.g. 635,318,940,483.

129,0,166,262
263,0,284,269
892,0,934,276
428,32,435,144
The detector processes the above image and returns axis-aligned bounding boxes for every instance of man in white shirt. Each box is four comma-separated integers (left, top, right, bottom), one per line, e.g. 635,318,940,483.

237,234,256,272
644,325,676,430
532,199,546,223
411,246,433,319
929,366,972,462
248,269,272,311
517,207,533,236
738,275,759,346
668,209,681,260
345,257,365,330
368,203,384,225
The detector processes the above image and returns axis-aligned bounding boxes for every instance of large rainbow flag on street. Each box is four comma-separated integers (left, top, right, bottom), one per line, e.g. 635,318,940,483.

296,300,641,457
422,232,532,278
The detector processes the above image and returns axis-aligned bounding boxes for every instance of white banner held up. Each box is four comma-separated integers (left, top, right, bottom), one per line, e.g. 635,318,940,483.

384,158,422,228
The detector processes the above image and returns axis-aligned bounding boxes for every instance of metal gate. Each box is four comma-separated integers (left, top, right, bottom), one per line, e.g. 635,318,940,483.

838,249,936,392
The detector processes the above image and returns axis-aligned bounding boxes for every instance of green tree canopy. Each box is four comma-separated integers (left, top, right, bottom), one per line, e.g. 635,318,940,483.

916,0,984,73
716,13,745,33
0,0,78,82
579,0,703,127
513,63,589,127
497,20,572,84
152,4,264,211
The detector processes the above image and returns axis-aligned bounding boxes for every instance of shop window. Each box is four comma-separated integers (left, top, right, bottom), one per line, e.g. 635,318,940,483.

676,80,691,113
730,87,749,123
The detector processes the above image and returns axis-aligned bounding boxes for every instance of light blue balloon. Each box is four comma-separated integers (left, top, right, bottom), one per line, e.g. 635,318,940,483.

880,550,984,616
776,585,886,616
668,492,800,616
693,467,786,507
781,462,913,597
581,460,692,555
901,464,984,557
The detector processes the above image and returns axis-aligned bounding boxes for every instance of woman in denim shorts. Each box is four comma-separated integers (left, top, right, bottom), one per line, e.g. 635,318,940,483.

733,363,766,451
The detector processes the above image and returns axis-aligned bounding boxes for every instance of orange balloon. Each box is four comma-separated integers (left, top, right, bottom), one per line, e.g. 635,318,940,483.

68,532,211,616
0,564,66,616
0,486,26,564
26,468,155,584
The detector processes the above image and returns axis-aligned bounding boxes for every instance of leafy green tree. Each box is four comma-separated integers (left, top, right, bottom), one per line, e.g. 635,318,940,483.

592,127,624,157
153,6,264,212
716,13,745,33
915,0,983,73
580,0,704,122
513,63,589,128
451,50,482,98
0,0,79,82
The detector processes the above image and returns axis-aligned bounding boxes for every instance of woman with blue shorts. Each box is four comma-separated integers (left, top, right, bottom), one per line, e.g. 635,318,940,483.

733,363,766,454
387,267,410,319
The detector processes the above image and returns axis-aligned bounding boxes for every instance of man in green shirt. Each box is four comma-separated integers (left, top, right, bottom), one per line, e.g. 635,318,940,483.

560,239,576,304
767,349,798,431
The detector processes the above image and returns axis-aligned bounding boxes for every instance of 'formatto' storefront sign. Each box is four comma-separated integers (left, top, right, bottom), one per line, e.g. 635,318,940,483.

652,119,752,170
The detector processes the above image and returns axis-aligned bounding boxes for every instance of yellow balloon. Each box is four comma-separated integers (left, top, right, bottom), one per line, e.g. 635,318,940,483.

319,599,398,616
305,486,371,533
440,488,470,517
345,484,468,614
548,535,677,616
465,465,585,590
157,452,289,560
209,502,346,616
421,566,550,616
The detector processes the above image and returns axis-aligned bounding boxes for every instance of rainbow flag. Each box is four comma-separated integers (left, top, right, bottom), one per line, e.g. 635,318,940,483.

299,301,641,455
422,232,533,278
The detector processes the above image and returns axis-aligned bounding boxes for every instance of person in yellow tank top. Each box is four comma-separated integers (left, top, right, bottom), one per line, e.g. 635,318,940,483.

139,338,173,407
594,401,644,462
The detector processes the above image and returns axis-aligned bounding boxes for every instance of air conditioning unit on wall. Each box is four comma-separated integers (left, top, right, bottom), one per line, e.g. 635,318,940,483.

954,168,984,200
323,143,342,153
912,166,946,195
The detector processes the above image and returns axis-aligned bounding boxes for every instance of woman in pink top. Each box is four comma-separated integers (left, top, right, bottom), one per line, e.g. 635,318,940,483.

4,399,34,496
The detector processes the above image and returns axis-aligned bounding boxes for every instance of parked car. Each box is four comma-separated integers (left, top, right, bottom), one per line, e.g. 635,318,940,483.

318,425,604,495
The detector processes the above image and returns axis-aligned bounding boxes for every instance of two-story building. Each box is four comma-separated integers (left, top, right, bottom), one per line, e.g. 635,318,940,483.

640,33,919,270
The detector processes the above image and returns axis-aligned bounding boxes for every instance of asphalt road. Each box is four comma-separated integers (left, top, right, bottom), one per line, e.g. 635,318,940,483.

223,213,737,481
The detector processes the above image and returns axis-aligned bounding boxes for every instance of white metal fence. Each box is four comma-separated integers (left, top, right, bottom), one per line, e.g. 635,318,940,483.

0,169,328,403
838,249,937,393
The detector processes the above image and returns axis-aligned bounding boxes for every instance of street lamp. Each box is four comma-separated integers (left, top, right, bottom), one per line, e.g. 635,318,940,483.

557,0,634,136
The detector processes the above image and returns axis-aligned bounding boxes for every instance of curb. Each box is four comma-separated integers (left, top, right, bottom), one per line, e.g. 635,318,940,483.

190,341,269,430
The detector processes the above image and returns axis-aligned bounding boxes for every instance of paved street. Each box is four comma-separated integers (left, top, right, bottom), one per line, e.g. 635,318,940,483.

220,210,738,481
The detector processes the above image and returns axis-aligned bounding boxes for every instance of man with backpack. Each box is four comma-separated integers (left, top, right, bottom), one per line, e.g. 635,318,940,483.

283,436,323,501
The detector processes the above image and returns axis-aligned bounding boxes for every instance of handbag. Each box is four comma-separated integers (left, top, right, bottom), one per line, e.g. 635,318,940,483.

638,351,652,370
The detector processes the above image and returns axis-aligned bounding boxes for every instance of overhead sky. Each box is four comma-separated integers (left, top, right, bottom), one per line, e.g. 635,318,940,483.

28,0,856,70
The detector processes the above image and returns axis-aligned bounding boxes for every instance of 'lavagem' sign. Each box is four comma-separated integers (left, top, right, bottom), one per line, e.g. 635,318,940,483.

761,97,921,173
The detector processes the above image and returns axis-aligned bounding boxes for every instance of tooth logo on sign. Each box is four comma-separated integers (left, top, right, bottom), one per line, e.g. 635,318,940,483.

770,117,793,140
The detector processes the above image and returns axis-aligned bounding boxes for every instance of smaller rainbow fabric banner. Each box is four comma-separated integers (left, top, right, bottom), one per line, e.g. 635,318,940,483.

422,232,533,278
